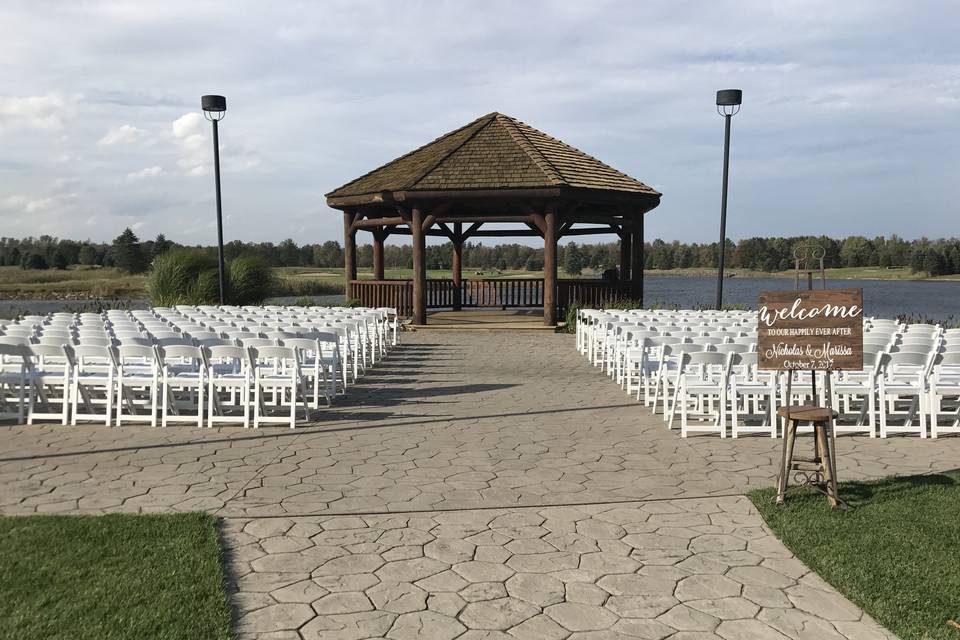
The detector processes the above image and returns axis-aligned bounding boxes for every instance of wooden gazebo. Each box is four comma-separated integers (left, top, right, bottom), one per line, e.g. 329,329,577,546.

326,112,661,326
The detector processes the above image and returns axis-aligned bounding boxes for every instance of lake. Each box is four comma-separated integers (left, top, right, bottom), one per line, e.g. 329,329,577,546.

642,275,960,320
1,276,958,320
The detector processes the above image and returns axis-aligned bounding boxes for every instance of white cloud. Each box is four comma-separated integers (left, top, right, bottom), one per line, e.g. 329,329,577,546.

126,166,164,181
0,94,76,133
97,123,146,145
171,111,260,176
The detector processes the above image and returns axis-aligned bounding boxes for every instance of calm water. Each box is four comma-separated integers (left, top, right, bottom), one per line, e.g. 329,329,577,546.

643,275,960,320
1,278,957,320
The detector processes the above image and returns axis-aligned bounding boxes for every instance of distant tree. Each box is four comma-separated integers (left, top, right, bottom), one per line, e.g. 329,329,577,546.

524,255,543,271
312,241,343,268
21,253,49,270
923,249,946,276
563,243,584,275
78,244,98,265
111,228,147,273
51,249,69,270
840,236,876,267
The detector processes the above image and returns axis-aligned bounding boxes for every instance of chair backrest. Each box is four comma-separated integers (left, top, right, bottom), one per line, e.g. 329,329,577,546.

159,344,204,360
265,331,298,341
116,344,159,363
279,338,319,354
890,344,933,355
197,337,232,348
933,351,960,367
239,337,274,348
157,336,194,348
881,351,929,371
205,344,250,363
250,345,299,367
117,336,154,348
72,344,117,370
0,335,32,346
713,343,751,354
683,351,729,367
0,343,27,363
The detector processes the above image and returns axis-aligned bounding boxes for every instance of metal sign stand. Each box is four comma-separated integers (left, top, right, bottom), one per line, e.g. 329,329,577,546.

775,244,844,508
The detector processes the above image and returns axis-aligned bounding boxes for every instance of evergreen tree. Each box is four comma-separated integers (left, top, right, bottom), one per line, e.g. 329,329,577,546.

21,253,48,270
152,234,173,257
78,245,98,265
51,249,69,270
111,228,147,273
563,243,584,275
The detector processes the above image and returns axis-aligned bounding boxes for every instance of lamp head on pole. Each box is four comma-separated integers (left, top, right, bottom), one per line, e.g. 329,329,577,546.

716,89,742,117
202,95,227,122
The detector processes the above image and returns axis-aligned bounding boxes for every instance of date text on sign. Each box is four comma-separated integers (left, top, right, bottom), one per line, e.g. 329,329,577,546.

757,288,863,371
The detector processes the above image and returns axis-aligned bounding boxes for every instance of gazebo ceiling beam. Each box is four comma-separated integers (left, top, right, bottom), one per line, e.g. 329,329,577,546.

525,222,545,238
559,226,622,237
460,222,484,241
353,216,404,230
466,229,543,238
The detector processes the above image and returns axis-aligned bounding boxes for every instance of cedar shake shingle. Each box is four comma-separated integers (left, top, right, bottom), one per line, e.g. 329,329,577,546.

326,113,659,199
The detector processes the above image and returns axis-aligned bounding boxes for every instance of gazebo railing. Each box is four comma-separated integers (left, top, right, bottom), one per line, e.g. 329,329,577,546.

463,278,544,308
350,278,638,318
557,279,637,316
349,280,414,316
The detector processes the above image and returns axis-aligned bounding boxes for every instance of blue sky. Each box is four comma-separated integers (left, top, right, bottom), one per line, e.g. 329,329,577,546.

0,0,957,246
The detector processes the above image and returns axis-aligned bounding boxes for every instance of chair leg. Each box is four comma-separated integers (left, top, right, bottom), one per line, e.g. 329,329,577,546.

197,380,204,429
253,384,261,429
289,386,296,429
105,376,113,427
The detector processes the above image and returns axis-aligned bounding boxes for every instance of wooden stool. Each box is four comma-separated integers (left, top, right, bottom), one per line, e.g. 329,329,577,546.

776,404,840,507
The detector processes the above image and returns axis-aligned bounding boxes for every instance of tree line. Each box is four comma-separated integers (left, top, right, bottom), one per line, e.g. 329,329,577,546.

2,230,960,277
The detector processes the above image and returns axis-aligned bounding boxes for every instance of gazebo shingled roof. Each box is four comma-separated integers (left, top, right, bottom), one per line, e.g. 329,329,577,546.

326,112,661,200
326,112,661,326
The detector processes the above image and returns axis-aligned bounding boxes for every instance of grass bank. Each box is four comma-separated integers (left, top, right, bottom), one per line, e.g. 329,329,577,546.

3,264,958,302
749,473,960,640
0,513,232,640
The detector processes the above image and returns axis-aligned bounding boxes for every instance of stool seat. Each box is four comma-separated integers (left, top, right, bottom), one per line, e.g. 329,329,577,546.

777,404,838,422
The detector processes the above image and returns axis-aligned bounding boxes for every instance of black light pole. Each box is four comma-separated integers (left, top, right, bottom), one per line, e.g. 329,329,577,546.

715,89,741,310
202,94,227,305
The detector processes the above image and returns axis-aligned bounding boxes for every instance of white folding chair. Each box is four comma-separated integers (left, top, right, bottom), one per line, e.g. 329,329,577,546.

70,344,116,426
159,345,205,427
929,352,960,438
250,345,310,428
24,343,72,425
673,352,731,437
0,344,27,423
878,352,931,438
729,353,778,438
205,345,252,428
115,344,161,427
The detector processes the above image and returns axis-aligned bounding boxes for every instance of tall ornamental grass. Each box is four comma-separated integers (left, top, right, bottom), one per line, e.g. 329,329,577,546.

148,250,275,306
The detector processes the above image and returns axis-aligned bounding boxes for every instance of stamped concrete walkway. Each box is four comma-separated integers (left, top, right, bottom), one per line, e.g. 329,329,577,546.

3,332,956,638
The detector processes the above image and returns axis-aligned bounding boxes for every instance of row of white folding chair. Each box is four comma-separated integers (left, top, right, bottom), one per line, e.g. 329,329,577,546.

0,342,317,429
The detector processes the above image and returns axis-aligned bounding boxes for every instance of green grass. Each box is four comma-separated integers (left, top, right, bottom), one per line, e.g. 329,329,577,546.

0,513,232,640
0,266,147,299
749,473,960,640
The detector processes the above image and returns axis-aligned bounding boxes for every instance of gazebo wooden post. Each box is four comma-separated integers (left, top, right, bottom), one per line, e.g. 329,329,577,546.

411,206,427,324
451,222,463,311
343,211,357,299
543,206,558,326
619,229,632,281
372,227,385,280
632,214,644,304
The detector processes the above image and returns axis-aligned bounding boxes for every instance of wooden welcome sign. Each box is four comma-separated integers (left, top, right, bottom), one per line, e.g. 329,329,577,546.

757,288,863,371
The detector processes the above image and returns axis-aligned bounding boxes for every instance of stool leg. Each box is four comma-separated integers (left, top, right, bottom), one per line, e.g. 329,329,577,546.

823,421,840,508
776,419,798,504
815,423,837,507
